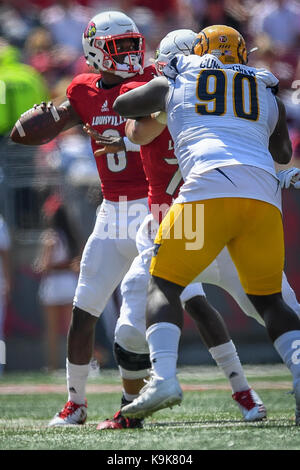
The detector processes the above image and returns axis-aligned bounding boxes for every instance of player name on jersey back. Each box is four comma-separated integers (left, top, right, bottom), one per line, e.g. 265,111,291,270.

197,55,256,76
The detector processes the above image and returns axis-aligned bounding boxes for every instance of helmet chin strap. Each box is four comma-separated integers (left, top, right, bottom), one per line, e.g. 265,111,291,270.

249,47,259,54
247,46,259,62
113,54,143,77
115,63,141,72
113,65,143,78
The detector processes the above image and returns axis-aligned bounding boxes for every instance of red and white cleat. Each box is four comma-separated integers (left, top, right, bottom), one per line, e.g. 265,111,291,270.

48,400,87,426
232,388,267,422
96,410,144,430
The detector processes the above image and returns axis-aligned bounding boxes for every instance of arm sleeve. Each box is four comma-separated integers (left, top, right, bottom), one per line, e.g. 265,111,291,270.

266,88,279,135
163,56,180,81
114,77,170,118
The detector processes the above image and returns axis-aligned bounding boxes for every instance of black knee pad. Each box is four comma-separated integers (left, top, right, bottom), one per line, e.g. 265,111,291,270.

114,342,151,371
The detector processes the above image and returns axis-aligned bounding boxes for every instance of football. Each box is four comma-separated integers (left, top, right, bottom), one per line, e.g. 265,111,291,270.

10,105,71,145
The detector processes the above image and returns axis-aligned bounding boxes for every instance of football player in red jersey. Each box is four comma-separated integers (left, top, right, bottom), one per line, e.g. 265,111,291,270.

43,10,159,426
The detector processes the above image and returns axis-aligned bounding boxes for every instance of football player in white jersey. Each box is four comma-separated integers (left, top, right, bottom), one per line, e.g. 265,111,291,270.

95,30,269,429
93,29,300,429
114,25,300,425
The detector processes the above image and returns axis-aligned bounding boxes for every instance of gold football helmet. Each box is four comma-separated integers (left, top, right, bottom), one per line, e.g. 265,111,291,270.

193,25,247,65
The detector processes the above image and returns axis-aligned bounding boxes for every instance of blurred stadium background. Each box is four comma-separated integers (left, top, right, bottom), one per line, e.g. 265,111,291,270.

0,0,300,373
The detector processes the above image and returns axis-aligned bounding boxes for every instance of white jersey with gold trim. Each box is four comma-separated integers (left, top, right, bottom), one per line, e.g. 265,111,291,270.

164,54,279,184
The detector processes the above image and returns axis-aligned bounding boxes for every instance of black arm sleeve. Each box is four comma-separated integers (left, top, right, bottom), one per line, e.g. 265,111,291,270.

113,76,170,118
269,96,292,164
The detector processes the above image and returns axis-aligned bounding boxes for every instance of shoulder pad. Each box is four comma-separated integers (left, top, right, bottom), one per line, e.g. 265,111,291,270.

66,73,97,98
268,84,279,95
255,68,279,88
163,56,179,80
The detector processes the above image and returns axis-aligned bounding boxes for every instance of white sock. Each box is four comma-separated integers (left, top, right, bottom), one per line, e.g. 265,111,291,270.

122,390,139,402
274,330,300,386
209,341,250,393
118,365,149,380
66,359,89,404
146,322,181,380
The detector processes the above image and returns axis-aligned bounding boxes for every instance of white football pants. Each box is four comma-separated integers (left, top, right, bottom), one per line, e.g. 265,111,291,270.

74,198,149,318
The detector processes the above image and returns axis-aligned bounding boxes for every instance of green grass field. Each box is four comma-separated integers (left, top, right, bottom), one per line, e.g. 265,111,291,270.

0,365,299,451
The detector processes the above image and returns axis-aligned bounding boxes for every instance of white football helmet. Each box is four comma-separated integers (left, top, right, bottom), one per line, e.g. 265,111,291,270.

155,29,197,74
82,11,145,78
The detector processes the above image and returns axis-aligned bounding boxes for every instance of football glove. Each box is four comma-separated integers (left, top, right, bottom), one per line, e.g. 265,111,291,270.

277,168,300,189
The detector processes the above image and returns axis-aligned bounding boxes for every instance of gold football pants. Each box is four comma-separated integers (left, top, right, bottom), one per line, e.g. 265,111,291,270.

150,198,284,295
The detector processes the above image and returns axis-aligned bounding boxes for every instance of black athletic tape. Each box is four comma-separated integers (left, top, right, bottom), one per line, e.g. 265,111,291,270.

114,342,151,371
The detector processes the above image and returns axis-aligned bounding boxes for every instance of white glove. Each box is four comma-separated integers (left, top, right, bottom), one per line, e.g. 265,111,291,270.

277,168,300,189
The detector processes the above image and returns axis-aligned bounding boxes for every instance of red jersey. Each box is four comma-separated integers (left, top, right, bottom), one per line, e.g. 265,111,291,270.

141,129,180,196
121,82,183,221
66,66,156,201
141,129,183,222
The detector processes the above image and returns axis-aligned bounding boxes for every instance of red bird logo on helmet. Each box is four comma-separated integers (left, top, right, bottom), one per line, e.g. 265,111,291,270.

84,21,96,39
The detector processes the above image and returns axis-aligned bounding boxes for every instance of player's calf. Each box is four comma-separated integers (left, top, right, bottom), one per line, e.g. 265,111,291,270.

68,306,98,364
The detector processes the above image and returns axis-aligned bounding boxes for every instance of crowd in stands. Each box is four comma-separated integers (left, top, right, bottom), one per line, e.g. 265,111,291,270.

0,0,299,160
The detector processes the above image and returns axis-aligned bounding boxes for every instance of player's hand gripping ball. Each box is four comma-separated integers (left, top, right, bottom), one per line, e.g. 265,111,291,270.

10,102,70,145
